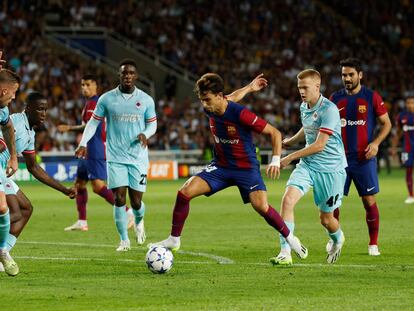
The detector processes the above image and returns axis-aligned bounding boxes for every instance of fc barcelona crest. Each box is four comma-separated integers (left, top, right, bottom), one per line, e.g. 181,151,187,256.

227,125,237,136
358,105,366,113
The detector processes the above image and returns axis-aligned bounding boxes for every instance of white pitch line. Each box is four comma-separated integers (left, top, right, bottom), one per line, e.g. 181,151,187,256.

18,240,234,264
13,256,414,270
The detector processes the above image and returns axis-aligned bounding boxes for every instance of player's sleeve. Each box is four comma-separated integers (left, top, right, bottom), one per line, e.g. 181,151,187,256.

92,96,106,121
373,92,388,117
239,108,267,133
142,97,157,139
319,106,339,135
84,100,98,122
22,135,35,155
0,107,10,126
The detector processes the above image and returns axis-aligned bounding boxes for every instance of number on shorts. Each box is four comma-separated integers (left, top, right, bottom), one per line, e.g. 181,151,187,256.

139,174,147,185
326,194,339,207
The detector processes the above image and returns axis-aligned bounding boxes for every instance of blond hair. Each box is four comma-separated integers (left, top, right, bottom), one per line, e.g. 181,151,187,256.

297,69,321,83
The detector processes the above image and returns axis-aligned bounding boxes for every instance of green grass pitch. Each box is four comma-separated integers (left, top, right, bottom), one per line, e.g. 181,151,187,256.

2,168,414,310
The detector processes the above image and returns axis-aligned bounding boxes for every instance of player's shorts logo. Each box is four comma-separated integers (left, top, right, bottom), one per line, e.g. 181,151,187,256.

227,126,237,136
358,105,366,113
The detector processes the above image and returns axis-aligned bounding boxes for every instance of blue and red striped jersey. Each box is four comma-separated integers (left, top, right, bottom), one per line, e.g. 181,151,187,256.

396,111,414,153
329,86,387,162
82,95,106,160
205,101,267,169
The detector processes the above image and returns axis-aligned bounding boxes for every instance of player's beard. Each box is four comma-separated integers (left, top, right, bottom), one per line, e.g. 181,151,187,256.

344,80,359,92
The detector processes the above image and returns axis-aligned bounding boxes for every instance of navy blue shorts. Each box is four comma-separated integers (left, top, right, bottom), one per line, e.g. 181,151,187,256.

401,151,414,167
77,158,107,181
344,158,379,196
197,164,266,204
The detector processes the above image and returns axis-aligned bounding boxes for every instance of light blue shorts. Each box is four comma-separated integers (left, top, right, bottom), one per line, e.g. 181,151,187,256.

107,162,148,192
4,177,19,196
287,162,346,213
0,169,7,193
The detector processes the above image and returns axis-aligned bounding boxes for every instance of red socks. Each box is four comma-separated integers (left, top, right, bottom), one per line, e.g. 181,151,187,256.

76,188,88,220
171,191,191,237
363,202,379,245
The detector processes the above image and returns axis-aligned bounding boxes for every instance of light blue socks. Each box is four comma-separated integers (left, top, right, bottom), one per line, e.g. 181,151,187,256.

280,221,295,250
132,201,145,225
328,228,343,243
113,205,128,241
0,210,10,249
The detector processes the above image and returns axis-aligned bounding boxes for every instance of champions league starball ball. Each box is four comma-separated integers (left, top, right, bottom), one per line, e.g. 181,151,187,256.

145,246,174,274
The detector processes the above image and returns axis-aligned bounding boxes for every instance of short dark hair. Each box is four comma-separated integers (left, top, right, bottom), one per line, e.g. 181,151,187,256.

81,74,97,82
340,58,362,73
119,58,137,69
26,92,46,107
0,69,21,85
195,73,224,96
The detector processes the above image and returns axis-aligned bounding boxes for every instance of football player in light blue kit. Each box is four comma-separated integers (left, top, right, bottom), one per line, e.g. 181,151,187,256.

0,92,76,276
0,68,19,276
271,69,347,265
76,59,157,251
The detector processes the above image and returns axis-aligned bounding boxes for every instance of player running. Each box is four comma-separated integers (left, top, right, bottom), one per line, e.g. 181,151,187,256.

149,73,308,261
330,58,391,256
392,96,414,204
58,75,133,232
230,70,347,264
0,68,20,276
76,59,157,251
0,92,76,275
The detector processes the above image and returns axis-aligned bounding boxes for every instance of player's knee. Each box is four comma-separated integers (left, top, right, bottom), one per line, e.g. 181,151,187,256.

10,210,23,224
0,205,7,214
319,214,332,228
114,194,127,206
130,200,142,210
281,194,296,210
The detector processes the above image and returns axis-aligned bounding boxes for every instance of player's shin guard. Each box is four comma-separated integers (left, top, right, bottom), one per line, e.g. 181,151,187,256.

263,205,290,238
171,191,190,237
76,188,88,220
279,221,294,251
6,233,17,252
113,205,128,241
98,186,115,205
132,201,145,224
363,202,379,245
0,210,10,249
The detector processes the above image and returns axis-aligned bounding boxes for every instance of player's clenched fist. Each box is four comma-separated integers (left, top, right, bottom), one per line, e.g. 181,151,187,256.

75,146,87,159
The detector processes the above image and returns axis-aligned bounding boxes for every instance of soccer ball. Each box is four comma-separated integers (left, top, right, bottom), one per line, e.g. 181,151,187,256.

145,246,174,274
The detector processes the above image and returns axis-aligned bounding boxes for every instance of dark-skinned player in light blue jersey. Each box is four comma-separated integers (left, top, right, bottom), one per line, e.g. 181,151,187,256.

76,59,157,252
149,73,308,263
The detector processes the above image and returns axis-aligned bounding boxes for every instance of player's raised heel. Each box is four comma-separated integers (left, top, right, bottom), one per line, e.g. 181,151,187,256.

116,240,131,252
148,236,180,252
326,239,334,253
286,235,308,259
327,232,345,264
0,250,19,276
135,220,146,245
270,251,293,266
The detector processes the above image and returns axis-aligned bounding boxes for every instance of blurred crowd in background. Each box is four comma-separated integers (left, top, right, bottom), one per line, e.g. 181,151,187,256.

1,0,413,155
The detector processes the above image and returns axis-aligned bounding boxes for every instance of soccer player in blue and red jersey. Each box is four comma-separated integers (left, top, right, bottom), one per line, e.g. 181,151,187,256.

330,58,391,256
150,73,308,261
58,75,132,232
392,96,414,204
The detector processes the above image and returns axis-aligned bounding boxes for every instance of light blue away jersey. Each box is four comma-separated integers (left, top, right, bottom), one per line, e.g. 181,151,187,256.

92,86,156,165
300,95,347,172
0,112,35,168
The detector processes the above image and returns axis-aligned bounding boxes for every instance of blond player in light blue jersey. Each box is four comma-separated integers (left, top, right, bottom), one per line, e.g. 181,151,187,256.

76,59,157,251
229,70,347,265
273,69,347,265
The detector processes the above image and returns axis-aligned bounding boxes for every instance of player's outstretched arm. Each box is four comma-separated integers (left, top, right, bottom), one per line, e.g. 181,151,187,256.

261,124,282,180
282,127,305,148
57,124,86,133
1,119,17,177
365,113,392,159
23,152,76,198
226,73,268,103
280,132,330,168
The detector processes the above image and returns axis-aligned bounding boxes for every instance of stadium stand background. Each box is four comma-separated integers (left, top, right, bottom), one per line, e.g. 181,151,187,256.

1,0,413,158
